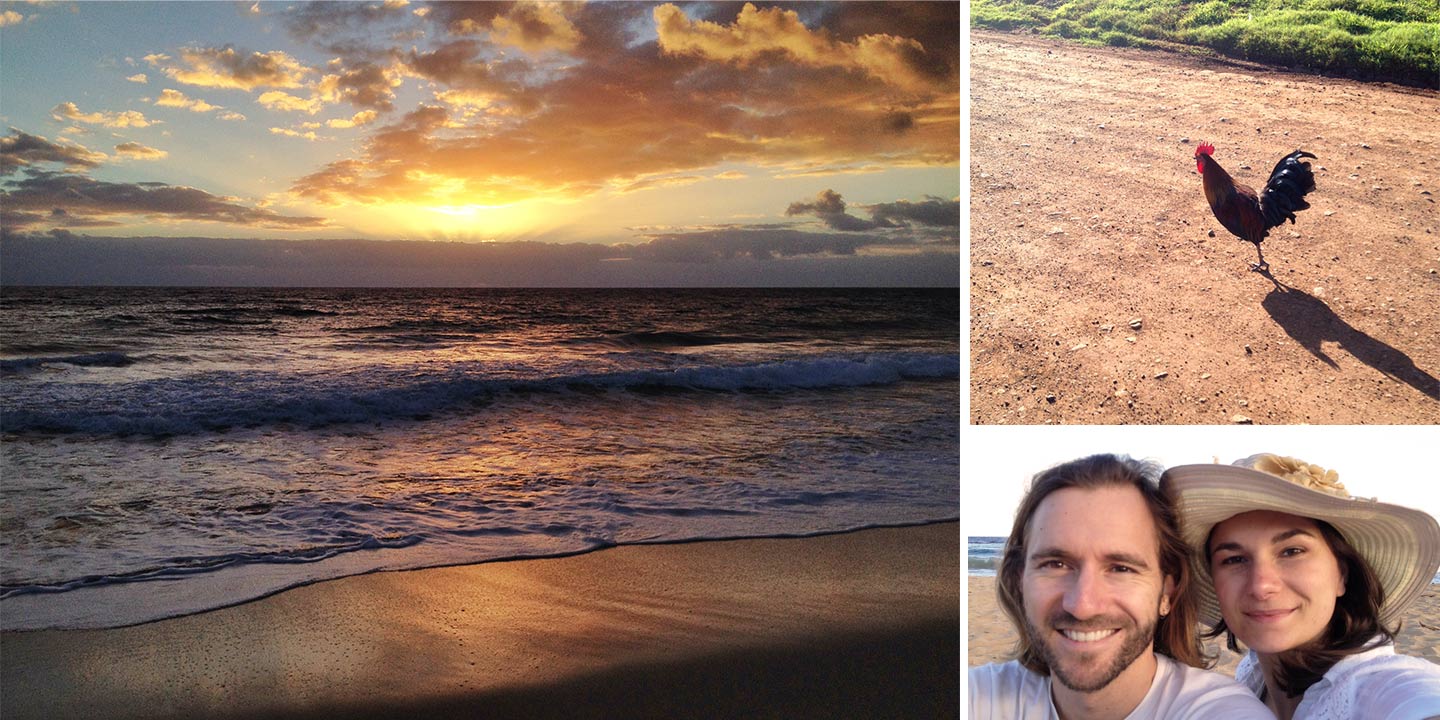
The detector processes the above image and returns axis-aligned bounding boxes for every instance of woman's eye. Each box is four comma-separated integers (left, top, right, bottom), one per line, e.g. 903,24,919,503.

1216,554,1246,566
1280,546,1307,558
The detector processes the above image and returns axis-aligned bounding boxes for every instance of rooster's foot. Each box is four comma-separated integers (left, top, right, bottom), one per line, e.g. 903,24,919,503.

1248,262,1270,273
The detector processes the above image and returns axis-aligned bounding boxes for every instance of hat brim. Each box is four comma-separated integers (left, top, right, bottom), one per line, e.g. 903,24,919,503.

1163,463,1440,631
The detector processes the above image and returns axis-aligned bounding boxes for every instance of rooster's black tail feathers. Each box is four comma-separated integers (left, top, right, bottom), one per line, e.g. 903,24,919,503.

1260,150,1317,230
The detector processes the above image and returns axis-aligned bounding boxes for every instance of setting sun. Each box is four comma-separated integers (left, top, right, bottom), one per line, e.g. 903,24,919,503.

1,1,957,286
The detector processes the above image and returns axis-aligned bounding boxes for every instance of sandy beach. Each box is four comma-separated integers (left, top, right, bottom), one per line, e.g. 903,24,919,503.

1,522,959,720
967,575,1440,674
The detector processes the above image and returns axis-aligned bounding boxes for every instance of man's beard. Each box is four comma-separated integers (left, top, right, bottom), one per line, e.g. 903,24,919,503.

1024,610,1157,693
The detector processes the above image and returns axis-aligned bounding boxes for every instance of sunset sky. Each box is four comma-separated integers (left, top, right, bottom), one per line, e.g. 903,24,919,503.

0,1,960,286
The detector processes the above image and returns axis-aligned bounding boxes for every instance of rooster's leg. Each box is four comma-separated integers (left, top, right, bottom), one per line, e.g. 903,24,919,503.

1248,243,1269,273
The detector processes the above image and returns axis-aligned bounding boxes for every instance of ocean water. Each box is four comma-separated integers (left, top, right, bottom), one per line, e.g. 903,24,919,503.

968,536,1003,577
0,287,959,630
968,536,1440,585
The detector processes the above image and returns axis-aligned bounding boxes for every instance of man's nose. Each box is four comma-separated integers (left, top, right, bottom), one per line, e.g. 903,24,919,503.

1062,567,1107,618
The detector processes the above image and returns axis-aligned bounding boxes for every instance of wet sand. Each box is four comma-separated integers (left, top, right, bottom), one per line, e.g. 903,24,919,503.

1,522,959,720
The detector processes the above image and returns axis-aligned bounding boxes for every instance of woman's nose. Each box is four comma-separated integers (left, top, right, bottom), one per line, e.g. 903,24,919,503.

1248,559,1282,598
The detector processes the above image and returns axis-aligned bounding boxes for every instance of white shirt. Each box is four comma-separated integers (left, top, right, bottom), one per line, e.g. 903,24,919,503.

1235,641,1440,720
969,653,1271,719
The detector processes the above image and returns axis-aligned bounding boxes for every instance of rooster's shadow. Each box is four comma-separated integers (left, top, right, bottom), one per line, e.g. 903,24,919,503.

1258,274,1440,402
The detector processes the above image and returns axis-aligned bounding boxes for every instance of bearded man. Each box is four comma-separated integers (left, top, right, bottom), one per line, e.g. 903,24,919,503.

968,454,1270,720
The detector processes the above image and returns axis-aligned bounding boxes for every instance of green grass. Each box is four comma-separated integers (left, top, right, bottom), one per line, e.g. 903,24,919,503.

971,0,1440,87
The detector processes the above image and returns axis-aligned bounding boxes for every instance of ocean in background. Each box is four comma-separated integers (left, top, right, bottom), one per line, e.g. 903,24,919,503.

968,536,1003,577
0,287,959,630
968,536,1440,584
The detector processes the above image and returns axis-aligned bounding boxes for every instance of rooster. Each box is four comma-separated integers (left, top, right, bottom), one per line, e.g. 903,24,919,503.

1194,143,1317,272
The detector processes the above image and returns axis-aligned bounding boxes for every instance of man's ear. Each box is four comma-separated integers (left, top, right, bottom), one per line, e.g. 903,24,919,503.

1160,575,1176,617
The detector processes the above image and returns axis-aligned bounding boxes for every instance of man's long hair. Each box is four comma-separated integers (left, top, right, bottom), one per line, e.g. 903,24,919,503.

996,454,1209,673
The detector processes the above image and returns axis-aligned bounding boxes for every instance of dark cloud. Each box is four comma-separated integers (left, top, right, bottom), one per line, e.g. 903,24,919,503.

151,46,312,90
1,171,328,231
785,189,880,231
283,1,415,44
869,196,959,228
0,232,958,287
633,226,879,262
323,61,401,111
1,129,105,175
785,189,959,235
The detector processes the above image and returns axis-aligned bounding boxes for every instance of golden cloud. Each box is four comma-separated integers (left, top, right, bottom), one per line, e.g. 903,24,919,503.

156,89,219,113
258,90,325,115
269,127,325,141
490,2,582,54
154,46,311,90
654,3,935,92
51,102,157,128
327,110,380,129
114,142,169,160
288,2,957,210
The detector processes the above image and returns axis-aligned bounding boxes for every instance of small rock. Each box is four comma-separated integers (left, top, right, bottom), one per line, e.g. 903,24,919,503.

1071,342,1089,351
1232,414,1254,425
1098,123,1106,129
1046,393,1057,403
1115,389,1130,398
1048,227,1065,236
1244,344,1252,355
1238,400,1249,407
1200,373,1212,380
1154,371,1169,379
1129,318,1143,330
1366,276,1376,281
1100,324,1114,332
1126,336,1137,343
1180,137,1190,143
1219,117,1228,122
1324,210,1336,216
1361,143,1371,149
1207,230,1215,237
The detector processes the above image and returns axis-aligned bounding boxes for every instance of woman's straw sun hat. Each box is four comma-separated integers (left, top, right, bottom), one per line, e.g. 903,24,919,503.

1162,453,1440,629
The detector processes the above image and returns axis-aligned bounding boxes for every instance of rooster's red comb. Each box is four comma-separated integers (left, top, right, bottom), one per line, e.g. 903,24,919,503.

1195,142,1215,157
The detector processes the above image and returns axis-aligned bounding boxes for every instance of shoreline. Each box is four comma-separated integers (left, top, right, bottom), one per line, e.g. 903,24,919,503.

2,522,960,719
1,518,958,633
967,575,1440,672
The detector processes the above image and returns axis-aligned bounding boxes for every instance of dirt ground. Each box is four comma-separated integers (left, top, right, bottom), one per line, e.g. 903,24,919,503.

969,30,1440,424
